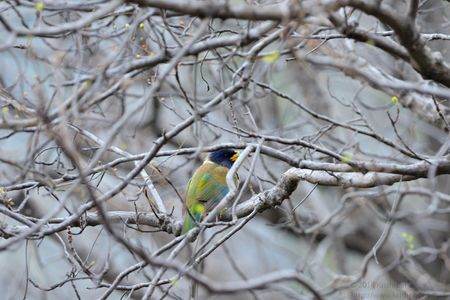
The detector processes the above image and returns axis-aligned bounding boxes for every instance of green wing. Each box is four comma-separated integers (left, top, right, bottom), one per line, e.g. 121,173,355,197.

182,162,229,233
187,163,229,208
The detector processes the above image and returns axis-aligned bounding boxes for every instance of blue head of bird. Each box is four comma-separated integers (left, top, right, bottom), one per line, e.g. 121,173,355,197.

208,149,239,168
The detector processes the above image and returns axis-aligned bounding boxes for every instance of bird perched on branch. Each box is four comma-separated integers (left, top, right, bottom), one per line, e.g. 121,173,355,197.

182,149,240,234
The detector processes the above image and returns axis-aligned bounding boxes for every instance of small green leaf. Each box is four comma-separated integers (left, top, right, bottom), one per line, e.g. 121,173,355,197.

340,154,353,163
263,50,280,63
35,2,45,12
402,232,415,251
391,96,399,104
139,22,145,29
120,143,128,150
82,79,93,88
169,276,179,286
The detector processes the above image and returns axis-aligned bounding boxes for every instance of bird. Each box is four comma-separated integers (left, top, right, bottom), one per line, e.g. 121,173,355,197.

182,149,240,234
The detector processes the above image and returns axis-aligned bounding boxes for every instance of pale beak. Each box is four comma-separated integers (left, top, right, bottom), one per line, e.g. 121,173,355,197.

231,151,240,162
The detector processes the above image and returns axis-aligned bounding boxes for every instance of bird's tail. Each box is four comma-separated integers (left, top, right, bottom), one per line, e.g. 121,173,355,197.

182,203,206,234
181,215,196,234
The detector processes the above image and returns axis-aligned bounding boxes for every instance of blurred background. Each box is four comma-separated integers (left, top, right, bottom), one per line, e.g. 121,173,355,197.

1,0,450,299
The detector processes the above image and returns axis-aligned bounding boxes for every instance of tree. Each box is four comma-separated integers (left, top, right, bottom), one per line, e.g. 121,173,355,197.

1,0,449,299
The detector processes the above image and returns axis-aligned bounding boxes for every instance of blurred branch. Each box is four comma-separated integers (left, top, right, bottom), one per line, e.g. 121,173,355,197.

332,0,450,87
1,163,422,239
129,0,302,21
1,0,450,297
4,143,450,192
298,53,450,131
68,125,167,213
0,0,123,37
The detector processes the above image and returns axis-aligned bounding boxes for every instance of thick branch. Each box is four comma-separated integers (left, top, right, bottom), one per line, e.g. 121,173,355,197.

332,0,450,87
1,166,416,239
129,0,303,21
